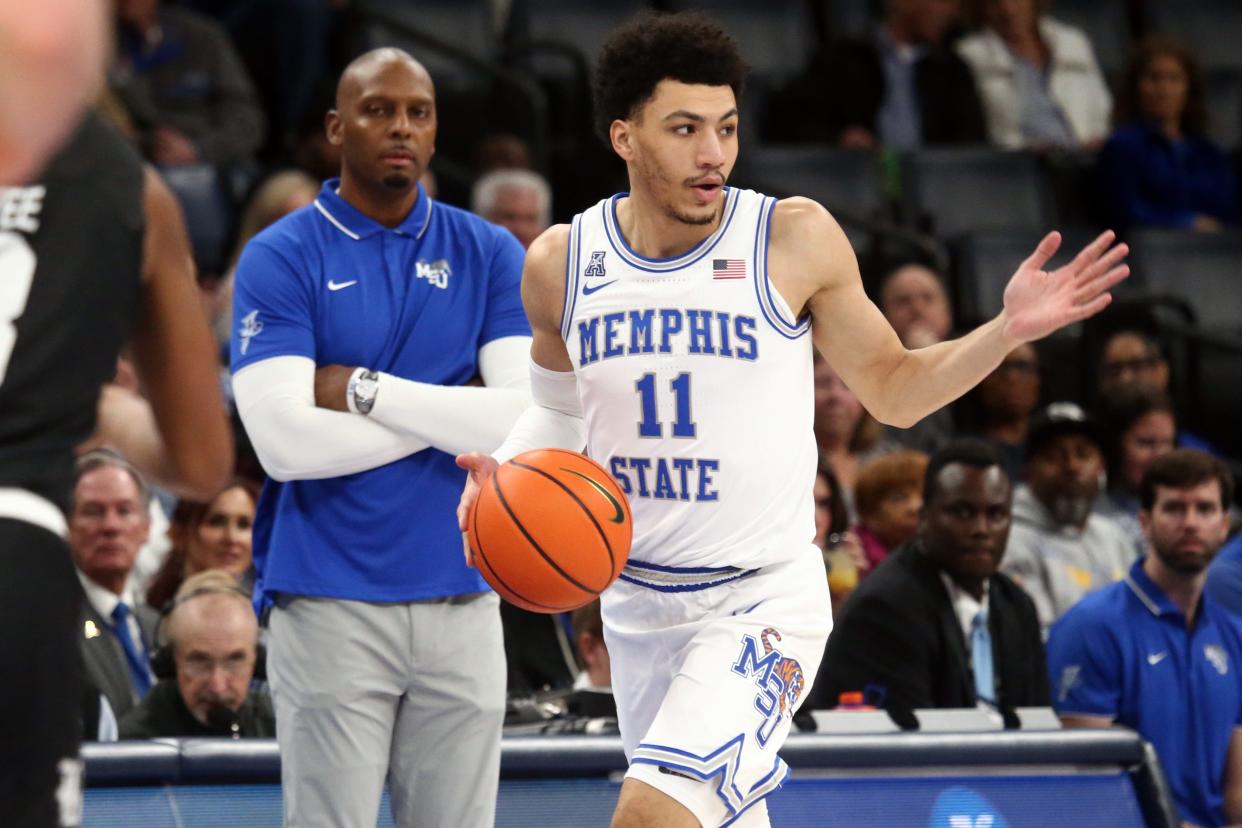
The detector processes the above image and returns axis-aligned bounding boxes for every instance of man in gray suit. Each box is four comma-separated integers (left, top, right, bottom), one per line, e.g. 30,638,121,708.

70,451,159,720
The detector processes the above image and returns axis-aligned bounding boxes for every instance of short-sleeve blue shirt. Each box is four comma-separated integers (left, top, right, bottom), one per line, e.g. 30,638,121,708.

230,179,529,604
1047,557,1242,827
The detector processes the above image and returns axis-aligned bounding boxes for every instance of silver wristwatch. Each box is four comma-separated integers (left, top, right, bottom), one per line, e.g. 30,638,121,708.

347,369,379,416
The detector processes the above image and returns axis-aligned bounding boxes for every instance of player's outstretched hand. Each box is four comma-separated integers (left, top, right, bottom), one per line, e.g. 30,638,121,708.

455,452,499,566
1001,230,1129,344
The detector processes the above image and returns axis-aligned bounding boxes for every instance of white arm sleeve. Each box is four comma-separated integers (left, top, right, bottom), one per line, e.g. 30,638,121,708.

492,360,586,464
232,356,429,482
367,335,534,456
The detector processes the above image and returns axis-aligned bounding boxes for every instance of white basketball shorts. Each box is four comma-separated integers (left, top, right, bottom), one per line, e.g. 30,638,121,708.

601,547,833,827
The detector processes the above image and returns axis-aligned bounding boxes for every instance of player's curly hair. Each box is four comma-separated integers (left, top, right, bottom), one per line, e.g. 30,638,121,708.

592,11,749,144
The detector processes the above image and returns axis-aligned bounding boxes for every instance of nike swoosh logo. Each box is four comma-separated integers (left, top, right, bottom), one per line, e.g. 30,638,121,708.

582,280,617,296
561,467,625,523
1147,652,1168,666
328,279,358,291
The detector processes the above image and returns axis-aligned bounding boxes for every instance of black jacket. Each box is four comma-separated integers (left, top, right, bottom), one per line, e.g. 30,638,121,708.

771,34,987,146
808,541,1048,724
118,679,276,739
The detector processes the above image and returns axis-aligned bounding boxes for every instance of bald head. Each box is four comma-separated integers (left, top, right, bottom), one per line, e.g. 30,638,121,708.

335,48,432,110
327,47,438,204
167,590,257,649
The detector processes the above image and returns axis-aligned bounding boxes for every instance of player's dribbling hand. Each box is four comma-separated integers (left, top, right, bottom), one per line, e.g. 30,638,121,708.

455,452,500,566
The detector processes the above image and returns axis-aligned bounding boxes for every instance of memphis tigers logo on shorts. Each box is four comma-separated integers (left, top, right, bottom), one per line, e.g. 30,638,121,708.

731,627,806,746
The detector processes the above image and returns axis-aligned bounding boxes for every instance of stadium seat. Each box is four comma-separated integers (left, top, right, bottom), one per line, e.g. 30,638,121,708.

663,0,818,87
736,147,885,218
159,164,235,275
901,150,1056,241
1145,0,1242,75
1049,0,1131,82
955,228,1106,323
731,147,888,252
1127,229,1242,332
1205,70,1242,152
822,0,881,39
511,0,650,81
350,0,498,89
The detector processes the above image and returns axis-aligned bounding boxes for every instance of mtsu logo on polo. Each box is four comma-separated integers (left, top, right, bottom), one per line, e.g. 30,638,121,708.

415,258,451,289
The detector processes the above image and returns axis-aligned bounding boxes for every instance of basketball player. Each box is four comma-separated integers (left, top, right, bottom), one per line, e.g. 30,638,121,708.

0,113,232,826
229,50,532,827
457,12,1129,828
0,0,109,184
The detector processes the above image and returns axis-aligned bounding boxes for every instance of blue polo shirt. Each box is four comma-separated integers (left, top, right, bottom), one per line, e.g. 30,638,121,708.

230,179,529,604
1047,558,1242,827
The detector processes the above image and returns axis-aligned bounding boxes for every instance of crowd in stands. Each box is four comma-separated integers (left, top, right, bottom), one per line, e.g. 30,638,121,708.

68,0,1242,824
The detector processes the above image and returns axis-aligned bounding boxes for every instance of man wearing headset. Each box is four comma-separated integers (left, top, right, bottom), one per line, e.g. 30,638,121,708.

118,570,274,739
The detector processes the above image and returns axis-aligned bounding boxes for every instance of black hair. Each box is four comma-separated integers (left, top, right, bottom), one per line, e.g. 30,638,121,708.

1094,385,1176,484
592,11,749,144
1140,449,1234,511
816,455,850,537
922,439,1005,505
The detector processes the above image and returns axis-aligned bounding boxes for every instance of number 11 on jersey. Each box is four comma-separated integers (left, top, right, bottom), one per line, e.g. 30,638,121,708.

635,372,697,439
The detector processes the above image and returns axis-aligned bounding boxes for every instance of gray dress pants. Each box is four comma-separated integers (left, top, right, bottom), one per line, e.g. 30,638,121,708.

268,592,505,828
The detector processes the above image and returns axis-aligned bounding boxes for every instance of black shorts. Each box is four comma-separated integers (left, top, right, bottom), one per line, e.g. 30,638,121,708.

0,518,83,827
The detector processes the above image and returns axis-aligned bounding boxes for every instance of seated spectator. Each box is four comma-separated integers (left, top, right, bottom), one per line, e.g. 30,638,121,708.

815,357,894,520
1096,36,1239,231
854,450,929,573
878,262,956,453
180,0,340,155
471,169,552,250
291,103,340,181
110,0,266,168
1085,310,1215,453
1002,403,1135,628
120,570,274,738
880,262,954,350
564,600,615,720
474,133,535,173
210,170,319,349
773,0,986,149
817,458,868,609
1093,324,1168,397
1048,450,1242,828
810,440,1048,725
1094,386,1177,556
71,451,158,721
956,0,1111,150
960,342,1041,482
145,479,259,610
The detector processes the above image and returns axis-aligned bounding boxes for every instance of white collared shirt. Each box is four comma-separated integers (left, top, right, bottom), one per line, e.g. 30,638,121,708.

940,572,991,652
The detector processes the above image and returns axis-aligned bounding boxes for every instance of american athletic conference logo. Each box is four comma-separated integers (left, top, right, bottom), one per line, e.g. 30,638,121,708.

731,627,805,746
584,251,607,278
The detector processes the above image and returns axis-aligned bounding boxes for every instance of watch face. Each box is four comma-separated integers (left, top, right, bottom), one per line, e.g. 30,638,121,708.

356,378,378,399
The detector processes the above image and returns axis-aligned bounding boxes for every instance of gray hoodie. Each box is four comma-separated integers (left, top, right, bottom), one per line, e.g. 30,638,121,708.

1001,484,1136,629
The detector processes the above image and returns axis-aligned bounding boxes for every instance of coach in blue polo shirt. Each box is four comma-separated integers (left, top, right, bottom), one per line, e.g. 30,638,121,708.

1047,449,1242,828
229,49,531,827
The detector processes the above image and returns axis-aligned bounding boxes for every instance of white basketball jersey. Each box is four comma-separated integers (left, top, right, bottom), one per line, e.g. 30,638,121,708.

561,187,817,570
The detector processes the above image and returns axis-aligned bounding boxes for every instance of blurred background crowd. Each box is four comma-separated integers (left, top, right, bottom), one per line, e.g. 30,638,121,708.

77,0,1242,777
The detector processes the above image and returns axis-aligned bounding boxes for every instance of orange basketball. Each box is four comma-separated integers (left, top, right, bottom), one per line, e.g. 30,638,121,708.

467,448,632,613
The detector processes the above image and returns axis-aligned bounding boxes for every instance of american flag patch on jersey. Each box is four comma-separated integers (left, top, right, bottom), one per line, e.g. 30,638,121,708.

713,258,746,279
